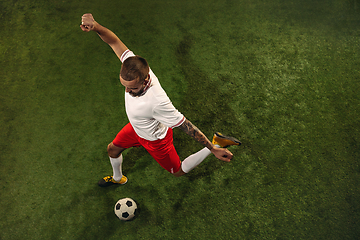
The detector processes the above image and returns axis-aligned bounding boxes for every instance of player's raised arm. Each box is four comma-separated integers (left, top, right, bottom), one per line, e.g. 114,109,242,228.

80,13,128,60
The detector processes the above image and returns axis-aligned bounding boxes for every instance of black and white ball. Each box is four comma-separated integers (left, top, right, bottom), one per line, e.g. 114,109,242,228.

114,198,137,221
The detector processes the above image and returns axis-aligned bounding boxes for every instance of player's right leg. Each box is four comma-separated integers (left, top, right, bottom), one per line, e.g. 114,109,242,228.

98,123,141,187
98,143,128,187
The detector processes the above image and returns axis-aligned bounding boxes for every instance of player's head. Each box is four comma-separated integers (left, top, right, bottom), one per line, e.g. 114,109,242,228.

120,56,150,97
120,56,149,83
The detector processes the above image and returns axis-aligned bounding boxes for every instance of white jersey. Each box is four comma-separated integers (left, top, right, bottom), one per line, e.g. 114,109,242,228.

120,50,185,141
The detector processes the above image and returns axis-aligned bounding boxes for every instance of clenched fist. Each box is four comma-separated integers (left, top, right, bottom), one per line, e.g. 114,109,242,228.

80,13,96,32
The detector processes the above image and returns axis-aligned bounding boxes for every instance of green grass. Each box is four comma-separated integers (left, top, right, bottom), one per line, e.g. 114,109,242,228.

1,0,360,239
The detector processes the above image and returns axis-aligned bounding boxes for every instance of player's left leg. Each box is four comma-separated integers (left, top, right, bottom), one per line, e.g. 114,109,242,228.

175,132,241,176
172,167,186,177
178,147,212,175
142,130,211,177
144,130,241,177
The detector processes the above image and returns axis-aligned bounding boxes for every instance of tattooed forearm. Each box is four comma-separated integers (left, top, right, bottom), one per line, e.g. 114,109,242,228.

179,119,214,150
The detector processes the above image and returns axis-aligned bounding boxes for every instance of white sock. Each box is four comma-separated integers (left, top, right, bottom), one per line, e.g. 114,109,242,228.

181,147,212,173
110,154,123,182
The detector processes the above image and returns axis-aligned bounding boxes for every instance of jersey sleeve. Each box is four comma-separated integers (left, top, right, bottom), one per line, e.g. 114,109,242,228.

120,49,135,63
152,100,185,129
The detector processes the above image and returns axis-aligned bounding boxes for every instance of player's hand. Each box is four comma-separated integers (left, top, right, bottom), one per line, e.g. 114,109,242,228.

210,146,233,162
80,13,96,32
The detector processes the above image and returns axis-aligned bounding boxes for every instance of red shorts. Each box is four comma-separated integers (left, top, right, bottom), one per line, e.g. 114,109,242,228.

112,123,181,174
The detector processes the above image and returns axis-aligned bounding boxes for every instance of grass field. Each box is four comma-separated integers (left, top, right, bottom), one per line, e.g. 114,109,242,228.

1,0,360,239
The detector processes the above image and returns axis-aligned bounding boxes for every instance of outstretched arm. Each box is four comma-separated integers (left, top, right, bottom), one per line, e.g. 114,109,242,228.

80,13,128,60
178,119,233,162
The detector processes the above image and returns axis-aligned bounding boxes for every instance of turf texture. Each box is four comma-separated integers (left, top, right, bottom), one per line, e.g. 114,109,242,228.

1,0,360,239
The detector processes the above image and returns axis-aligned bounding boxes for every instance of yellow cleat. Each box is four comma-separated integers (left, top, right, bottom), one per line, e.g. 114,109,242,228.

212,132,241,148
98,175,128,187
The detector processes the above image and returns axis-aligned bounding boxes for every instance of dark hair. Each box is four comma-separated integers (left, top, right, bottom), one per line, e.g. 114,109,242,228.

120,55,149,82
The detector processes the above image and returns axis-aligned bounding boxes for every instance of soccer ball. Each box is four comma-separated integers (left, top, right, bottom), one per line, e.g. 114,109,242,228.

114,198,137,221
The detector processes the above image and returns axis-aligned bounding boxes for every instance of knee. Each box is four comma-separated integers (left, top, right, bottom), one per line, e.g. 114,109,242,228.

172,168,186,177
107,143,122,158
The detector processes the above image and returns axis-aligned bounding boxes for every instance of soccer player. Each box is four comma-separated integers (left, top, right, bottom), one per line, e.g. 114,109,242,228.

80,13,241,187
